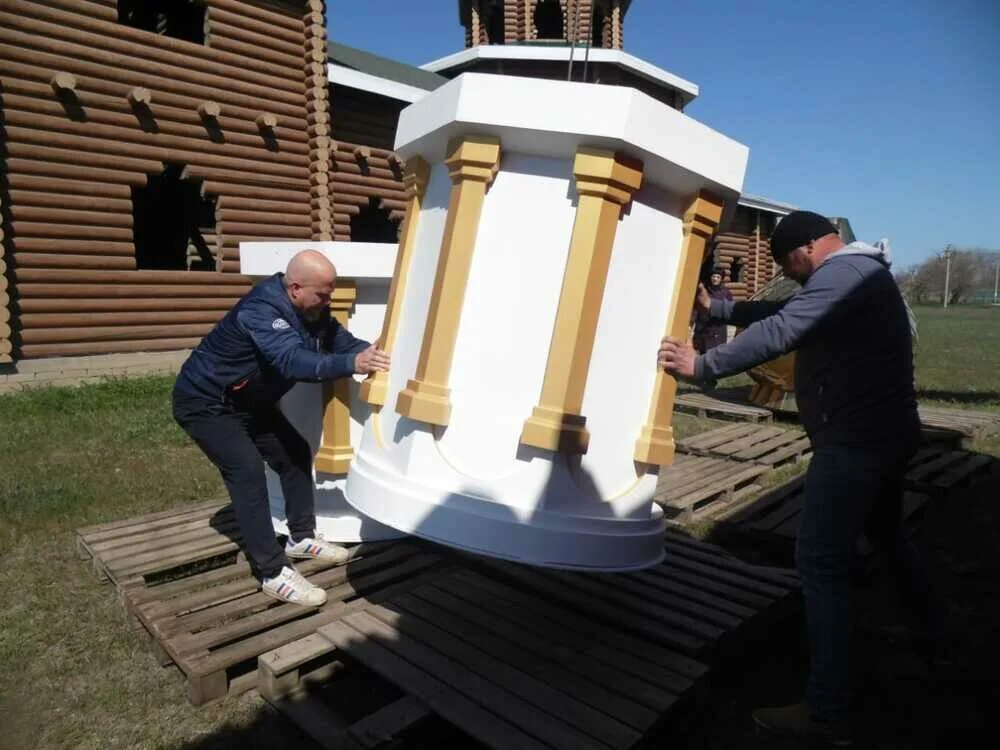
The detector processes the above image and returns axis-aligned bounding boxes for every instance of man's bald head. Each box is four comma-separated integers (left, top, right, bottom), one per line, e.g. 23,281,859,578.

285,250,337,321
286,249,336,287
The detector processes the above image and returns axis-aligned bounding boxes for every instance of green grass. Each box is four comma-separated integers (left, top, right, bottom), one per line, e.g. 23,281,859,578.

1,305,997,747
0,377,299,750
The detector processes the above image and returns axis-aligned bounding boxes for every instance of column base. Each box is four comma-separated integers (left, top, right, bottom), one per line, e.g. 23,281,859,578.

358,373,387,407
633,424,675,466
315,447,353,475
395,379,452,427
519,406,590,454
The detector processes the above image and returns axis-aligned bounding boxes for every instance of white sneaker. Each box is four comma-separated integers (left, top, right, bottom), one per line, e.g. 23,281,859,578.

261,566,327,607
285,533,350,564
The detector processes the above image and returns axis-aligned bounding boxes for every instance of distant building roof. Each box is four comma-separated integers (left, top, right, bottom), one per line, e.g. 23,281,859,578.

327,40,448,102
737,193,798,215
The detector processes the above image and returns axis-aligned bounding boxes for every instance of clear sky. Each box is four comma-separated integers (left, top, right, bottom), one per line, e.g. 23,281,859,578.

327,1,999,270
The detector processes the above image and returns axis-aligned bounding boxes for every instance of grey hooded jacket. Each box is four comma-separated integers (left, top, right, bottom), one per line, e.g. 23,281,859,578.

693,242,920,448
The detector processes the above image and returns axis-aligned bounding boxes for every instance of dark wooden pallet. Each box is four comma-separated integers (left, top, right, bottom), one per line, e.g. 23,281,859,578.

676,422,812,467
123,541,450,705
262,535,800,750
904,445,999,495
654,453,769,523
76,501,236,588
674,391,773,423
716,463,940,551
918,405,1000,439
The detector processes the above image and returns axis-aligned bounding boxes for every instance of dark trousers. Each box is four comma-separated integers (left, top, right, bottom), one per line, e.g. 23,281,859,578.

172,389,316,579
796,440,935,722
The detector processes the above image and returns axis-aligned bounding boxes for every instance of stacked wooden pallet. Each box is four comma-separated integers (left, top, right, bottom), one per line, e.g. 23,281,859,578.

676,423,812,467
654,453,769,523
0,0,320,358
673,391,773,423
260,533,800,749
918,405,1000,440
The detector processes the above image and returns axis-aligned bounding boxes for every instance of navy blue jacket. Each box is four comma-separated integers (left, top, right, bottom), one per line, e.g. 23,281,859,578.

694,243,919,448
175,274,369,406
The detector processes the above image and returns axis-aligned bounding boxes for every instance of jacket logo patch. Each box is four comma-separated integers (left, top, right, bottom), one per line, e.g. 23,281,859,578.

272,318,290,330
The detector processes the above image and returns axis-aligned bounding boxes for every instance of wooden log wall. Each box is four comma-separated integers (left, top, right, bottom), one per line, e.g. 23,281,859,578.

0,0,323,359
465,1,622,48
713,233,750,302
0,193,10,362
327,86,407,242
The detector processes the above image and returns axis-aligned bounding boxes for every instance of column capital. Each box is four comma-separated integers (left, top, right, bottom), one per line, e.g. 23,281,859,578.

402,155,431,199
683,190,725,239
329,280,357,312
445,135,502,184
573,148,643,205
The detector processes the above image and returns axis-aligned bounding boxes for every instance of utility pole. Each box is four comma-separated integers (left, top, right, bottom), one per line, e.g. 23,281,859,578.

994,260,999,305
942,245,953,309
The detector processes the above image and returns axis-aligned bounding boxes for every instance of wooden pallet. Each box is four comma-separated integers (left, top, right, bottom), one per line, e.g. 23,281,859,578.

676,423,812,467
76,501,236,588
262,535,800,750
674,391,773,423
918,405,1000,439
654,453,769,523
123,541,450,705
717,476,931,547
904,446,999,495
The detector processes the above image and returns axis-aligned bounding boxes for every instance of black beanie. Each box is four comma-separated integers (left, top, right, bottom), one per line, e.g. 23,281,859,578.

770,211,838,259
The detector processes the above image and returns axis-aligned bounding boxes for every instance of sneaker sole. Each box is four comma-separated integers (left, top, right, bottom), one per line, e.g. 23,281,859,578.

261,587,327,607
286,551,349,564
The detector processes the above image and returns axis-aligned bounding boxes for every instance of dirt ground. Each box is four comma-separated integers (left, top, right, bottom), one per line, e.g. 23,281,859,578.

671,471,998,749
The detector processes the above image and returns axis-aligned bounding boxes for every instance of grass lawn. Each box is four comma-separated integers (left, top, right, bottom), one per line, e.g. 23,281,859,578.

0,304,996,748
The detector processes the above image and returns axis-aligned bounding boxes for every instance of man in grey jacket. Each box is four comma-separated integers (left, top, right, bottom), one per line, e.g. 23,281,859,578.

660,211,931,746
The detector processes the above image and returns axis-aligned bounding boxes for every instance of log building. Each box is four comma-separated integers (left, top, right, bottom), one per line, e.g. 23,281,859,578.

0,0,331,361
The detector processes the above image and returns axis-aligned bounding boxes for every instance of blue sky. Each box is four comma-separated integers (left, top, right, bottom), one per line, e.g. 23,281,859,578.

328,1,999,270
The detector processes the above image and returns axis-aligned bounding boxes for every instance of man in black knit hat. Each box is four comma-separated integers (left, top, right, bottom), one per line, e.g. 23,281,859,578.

659,210,935,746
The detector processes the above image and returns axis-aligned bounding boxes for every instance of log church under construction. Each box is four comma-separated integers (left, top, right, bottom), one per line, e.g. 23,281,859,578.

0,0,797,369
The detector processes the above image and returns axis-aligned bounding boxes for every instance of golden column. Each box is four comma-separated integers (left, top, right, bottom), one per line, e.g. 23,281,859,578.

315,281,358,474
633,190,724,466
520,147,643,454
358,156,430,407
396,135,502,427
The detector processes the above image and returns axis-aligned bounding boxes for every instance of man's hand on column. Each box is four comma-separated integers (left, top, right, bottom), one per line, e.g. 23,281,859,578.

355,345,391,374
658,336,697,379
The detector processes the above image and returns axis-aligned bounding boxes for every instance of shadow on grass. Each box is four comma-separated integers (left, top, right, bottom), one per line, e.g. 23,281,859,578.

916,389,1000,406
177,702,319,750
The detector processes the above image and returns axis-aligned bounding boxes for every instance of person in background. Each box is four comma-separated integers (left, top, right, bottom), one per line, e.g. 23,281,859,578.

691,267,733,354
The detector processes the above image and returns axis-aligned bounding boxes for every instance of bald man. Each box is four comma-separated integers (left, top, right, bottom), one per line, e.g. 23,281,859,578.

173,250,390,606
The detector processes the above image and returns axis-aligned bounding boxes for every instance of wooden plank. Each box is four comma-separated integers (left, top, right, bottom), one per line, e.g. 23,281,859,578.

710,426,786,456
346,695,432,749
76,501,224,539
321,618,552,750
470,562,706,657
754,436,812,466
441,570,706,685
677,423,757,453
399,585,671,729
930,453,995,489
365,602,641,749
719,476,806,524
906,450,968,482
729,430,803,460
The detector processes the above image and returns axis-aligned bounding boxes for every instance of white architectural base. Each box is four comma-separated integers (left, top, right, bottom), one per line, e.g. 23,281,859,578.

346,434,666,571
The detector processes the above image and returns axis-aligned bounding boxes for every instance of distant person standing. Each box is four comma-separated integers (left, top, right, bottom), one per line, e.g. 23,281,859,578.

691,268,733,354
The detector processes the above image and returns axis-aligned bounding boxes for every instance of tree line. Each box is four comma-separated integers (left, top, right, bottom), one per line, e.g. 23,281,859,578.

896,248,1000,305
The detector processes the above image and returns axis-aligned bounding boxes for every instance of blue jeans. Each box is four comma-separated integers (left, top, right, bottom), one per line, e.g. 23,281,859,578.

796,441,931,722
172,388,316,579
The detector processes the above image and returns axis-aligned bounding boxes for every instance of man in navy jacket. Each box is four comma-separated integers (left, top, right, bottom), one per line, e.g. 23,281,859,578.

173,250,389,607
660,211,933,746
